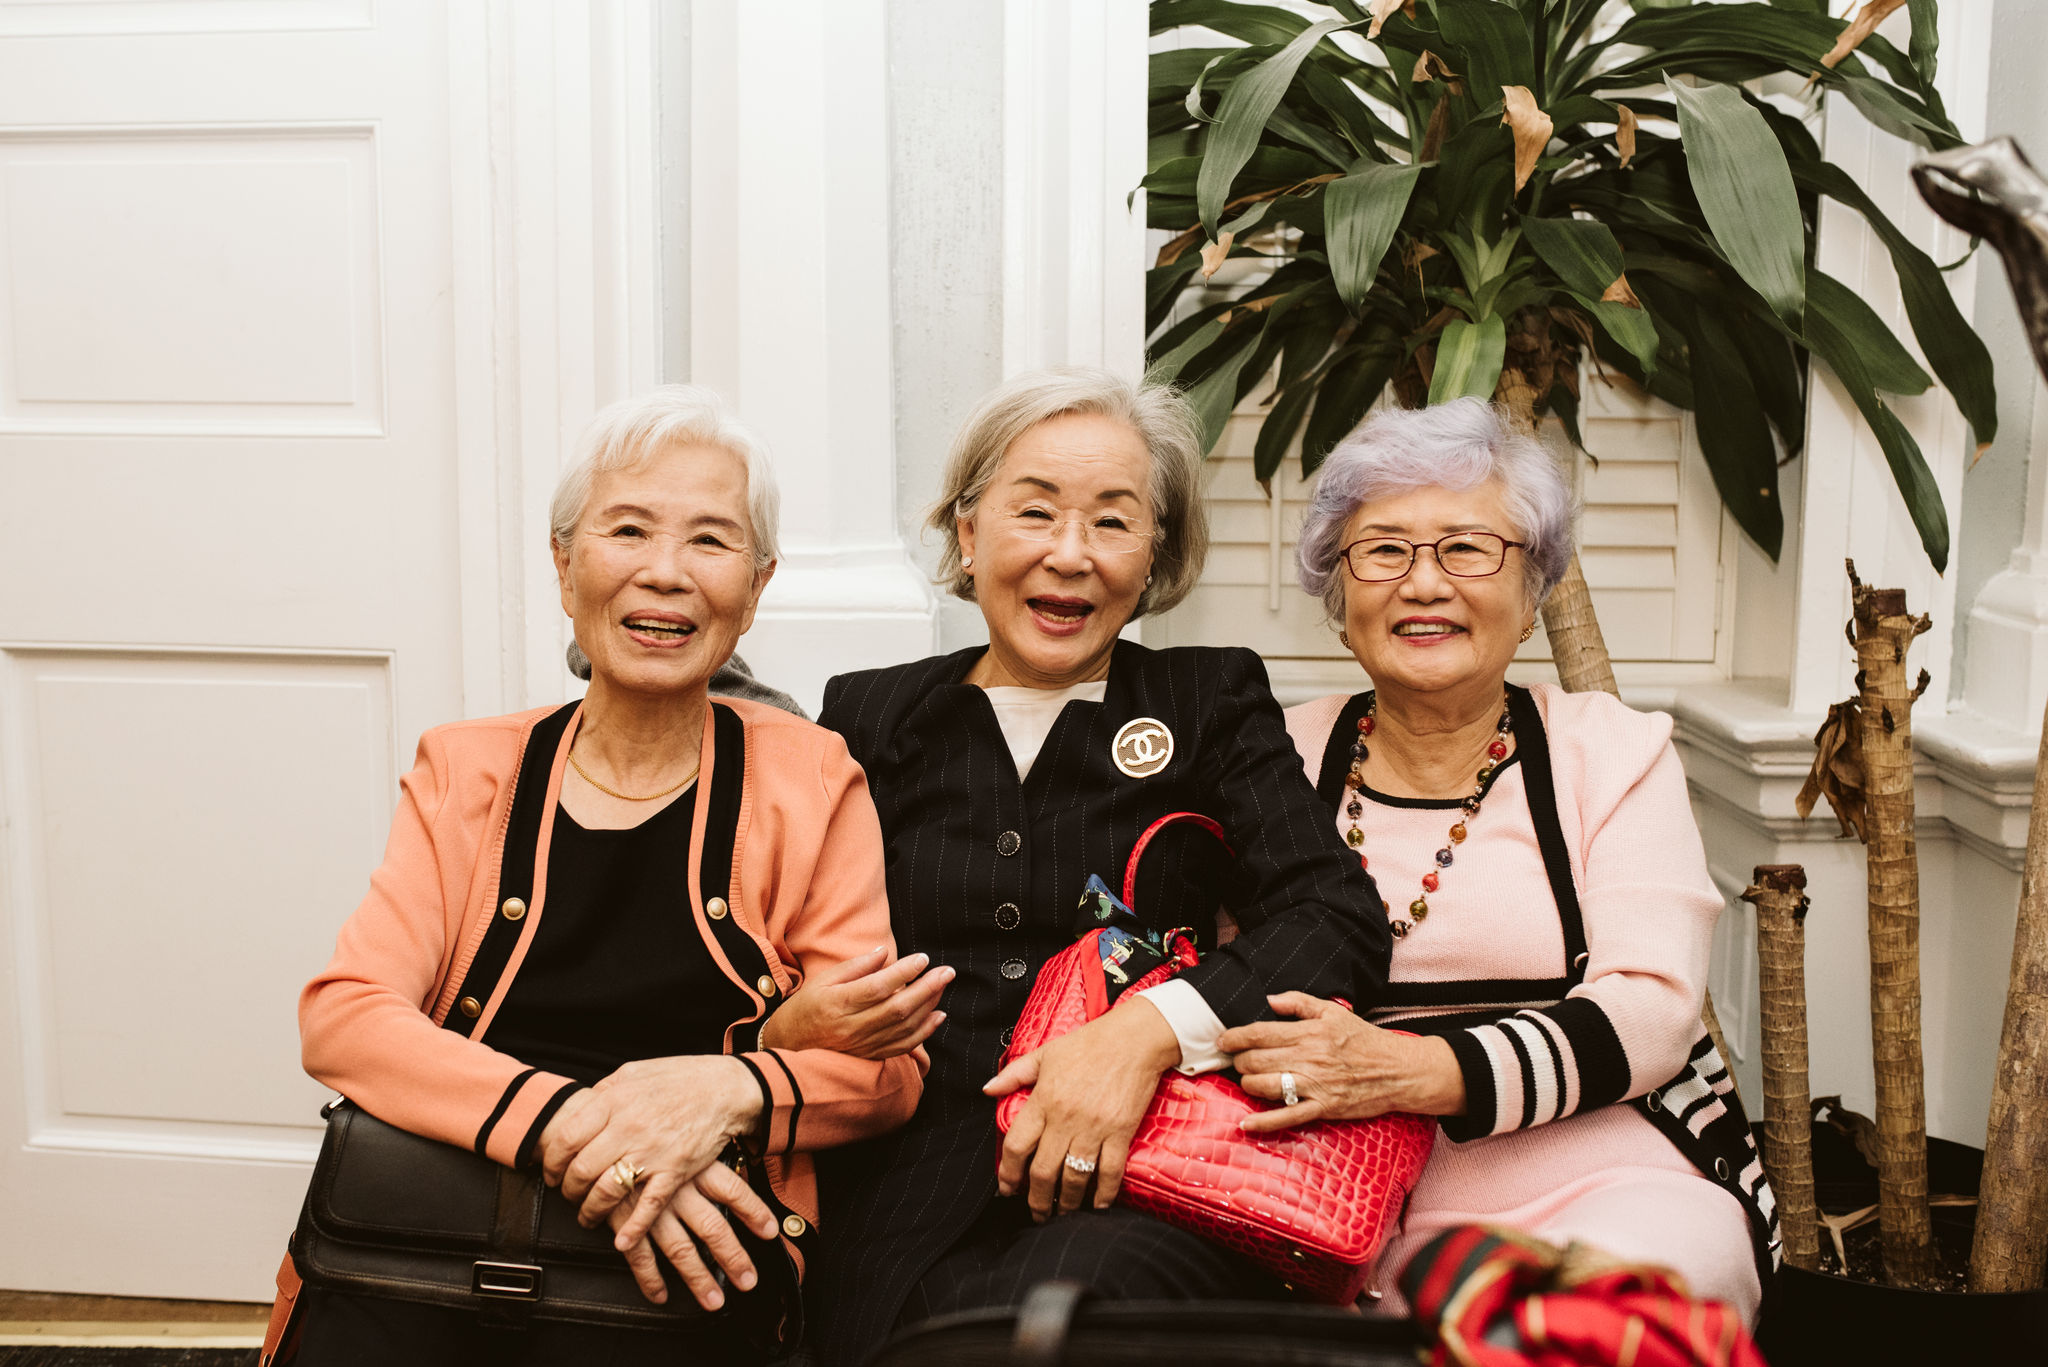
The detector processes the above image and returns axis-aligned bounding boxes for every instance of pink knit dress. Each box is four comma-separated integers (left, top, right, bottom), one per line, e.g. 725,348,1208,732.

1284,684,1761,1321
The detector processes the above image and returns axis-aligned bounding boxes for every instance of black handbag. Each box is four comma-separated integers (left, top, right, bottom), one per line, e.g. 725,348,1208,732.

290,1098,798,1350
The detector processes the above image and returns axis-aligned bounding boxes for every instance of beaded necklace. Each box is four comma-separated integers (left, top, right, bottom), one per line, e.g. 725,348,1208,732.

1344,692,1513,939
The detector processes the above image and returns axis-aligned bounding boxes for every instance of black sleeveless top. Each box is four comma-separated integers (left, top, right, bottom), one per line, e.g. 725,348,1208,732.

484,786,751,1083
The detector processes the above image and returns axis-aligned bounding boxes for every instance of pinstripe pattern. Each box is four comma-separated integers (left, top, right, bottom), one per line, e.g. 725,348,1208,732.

809,642,1390,1364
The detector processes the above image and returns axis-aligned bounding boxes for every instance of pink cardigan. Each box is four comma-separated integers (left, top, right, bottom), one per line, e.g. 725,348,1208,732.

299,696,926,1235
1283,681,1721,1136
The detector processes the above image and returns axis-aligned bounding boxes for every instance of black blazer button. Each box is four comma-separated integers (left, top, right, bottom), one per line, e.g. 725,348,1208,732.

995,902,1021,930
997,830,1021,856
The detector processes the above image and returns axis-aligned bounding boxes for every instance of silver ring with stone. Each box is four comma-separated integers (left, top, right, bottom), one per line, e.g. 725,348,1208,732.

1062,1153,1098,1175
1280,1072,1300,1107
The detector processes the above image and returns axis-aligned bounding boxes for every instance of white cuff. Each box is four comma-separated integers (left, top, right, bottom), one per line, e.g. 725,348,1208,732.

1137,978,1230,1075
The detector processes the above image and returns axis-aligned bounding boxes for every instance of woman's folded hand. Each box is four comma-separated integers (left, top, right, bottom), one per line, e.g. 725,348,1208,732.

611,1161,778,1311
758,945,952,1058
1221,991,1466,1131
984,995,1181,1221
538,1055,770,1248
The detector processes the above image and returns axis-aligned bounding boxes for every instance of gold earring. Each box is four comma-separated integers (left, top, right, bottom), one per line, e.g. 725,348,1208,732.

1339,630,1351,648
1519,622,1536,643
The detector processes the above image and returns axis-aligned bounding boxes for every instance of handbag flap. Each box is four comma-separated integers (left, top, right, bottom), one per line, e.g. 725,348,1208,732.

308,1103,620,1265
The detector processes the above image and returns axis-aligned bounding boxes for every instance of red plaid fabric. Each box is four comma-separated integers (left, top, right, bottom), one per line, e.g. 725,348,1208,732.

1398,1225,1766,1367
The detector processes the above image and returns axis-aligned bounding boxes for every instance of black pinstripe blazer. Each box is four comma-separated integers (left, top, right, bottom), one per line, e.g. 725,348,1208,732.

808,641,1391,1361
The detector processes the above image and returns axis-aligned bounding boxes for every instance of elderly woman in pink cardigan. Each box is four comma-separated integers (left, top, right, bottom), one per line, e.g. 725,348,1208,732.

1217,398,1774,1321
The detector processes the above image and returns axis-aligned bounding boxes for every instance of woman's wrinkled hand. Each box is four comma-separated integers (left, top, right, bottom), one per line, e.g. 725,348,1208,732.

537,1055,765,1247
757,945,952,1059
1220,991,1465,1133
983,995,1180,1221
611,1161,779,1311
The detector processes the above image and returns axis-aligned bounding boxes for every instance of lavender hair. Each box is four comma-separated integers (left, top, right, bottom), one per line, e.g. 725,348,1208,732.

1295,398,1575,621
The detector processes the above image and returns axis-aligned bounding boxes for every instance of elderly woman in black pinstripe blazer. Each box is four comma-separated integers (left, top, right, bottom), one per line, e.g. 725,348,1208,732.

763,368,1394,1363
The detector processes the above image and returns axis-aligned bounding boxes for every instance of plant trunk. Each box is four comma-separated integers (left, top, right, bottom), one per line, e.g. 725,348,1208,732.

1493,366,1622,700
1539,559,1621,697
1846,562,1936,1288
1969,691,2048,1292
1745,864,1819,1271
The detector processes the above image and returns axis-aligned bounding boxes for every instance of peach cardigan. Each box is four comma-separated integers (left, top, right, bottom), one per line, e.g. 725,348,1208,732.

298,694,926,1249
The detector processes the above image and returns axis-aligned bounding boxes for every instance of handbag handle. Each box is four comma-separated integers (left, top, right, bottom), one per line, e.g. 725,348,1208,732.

1122,811,1234,911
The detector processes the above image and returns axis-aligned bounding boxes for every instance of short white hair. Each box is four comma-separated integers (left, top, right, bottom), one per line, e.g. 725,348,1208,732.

549,385,781,570
1296,398,1574,620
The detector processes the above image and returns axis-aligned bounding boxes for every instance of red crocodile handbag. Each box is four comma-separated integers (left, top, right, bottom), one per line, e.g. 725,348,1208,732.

995,812,1435,1304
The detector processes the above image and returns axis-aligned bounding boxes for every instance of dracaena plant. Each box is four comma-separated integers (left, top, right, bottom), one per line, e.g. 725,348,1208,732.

1144,0,1993,568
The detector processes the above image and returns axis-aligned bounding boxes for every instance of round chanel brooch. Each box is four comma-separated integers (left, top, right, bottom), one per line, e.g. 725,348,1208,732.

1112,717,1174,778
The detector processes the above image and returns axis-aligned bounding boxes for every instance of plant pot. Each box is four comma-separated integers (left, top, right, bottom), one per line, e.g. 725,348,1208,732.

1754,1125,2048,1365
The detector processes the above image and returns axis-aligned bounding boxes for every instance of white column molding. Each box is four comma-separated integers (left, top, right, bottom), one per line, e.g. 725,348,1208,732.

1962,375,2048,733
1785,3,1991,717
449,0,665,717
1002,0,1150,380
689,0,934,717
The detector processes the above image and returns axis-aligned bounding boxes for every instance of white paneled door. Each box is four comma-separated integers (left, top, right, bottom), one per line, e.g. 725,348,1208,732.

0,2,467,1299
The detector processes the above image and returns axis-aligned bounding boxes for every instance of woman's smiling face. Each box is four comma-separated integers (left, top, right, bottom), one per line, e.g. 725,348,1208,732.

1338,479,1533,701
958,412,1156,689
553,442,772,700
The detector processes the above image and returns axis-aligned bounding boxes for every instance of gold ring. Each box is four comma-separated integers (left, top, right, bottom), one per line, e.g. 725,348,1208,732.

609,1158,642,1191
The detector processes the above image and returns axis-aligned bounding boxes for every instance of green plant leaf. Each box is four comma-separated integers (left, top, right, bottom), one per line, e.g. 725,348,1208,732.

1805,270,1930,397
1151,47,1238,98
1198,16,1359,235
1520,215,1625,295
1837,71,1955,150
1906,0,1939,86
1574,295,1661,376
1181,326,1265,451
1791,158,1996,445
1326,163,1425,309
1687,305,1786,558
1434,0,1537,108
1670,77,1805,331
1146,313,1232,386
1254,378,1318,482
1807,305,1950,570
1152,0,1309,44
1429,314,1508,404
1303,344,1401,473
1145,255,1204,332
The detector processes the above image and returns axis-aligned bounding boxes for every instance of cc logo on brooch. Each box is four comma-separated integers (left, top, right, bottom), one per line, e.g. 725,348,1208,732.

1112,717,1175,778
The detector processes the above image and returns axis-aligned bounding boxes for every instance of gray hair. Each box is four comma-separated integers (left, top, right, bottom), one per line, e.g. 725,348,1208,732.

1296,398,1574,620
549,385,782,571
925,366,1209,617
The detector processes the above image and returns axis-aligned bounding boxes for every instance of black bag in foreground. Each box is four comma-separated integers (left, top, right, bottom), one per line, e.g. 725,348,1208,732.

868,1282,1423,1367
291,1099,797,1349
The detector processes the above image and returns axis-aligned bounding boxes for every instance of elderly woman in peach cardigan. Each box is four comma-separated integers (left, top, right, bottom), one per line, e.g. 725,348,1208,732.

274,387,924,1366
1218,398,1776,1322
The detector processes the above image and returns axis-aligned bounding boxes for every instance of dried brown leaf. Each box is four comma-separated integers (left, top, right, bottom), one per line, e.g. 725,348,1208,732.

1821,0,1907,70
1413,50,1459,84
1502,86,1553,193
1199,231,1235,280
1796,700,1870,841
1154,172,1342,267
1600,273,1642,308
1814,1096,1883,1168
1617,105,1638,169
1367,0,1406,41
1421,97,1450,162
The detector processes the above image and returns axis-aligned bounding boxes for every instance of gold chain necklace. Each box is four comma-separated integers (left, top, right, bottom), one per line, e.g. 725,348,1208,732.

568,749,700,802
